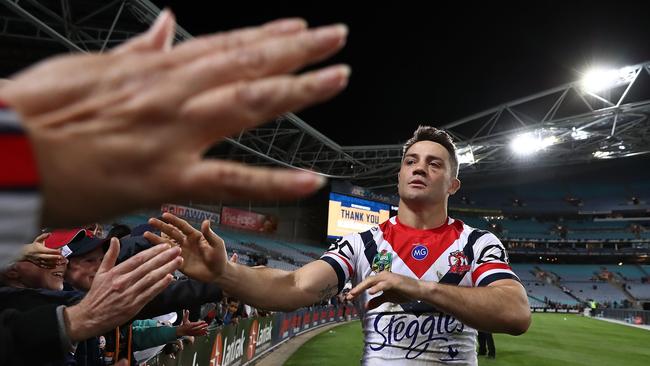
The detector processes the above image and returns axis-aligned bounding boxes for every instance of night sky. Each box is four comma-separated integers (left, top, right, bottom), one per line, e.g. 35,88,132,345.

152,1,650,146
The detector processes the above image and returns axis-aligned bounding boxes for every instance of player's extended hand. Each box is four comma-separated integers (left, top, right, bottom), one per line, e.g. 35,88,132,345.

0,10,348,227
346,271,425,310
145,213,229,283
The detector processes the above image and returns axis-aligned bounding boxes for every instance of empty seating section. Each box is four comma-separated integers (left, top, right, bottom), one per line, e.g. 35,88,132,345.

626,284,650,300
214,228,318,263
538,264,600,281
562,281,626,303
521,280,579,305
215,230,259,254
612,265,646,280
281,242,324,257
510,264,539,281
527,297,547,307
455,214,646,242
267,259,300,271
499,218,556,240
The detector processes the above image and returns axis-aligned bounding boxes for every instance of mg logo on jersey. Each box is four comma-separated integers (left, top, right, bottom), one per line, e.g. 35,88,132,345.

448,250,471,274
411,245,428,261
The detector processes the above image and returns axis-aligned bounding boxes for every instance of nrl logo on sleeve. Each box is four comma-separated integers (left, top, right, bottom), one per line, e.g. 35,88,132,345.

448,250,471,274
371,249,393,273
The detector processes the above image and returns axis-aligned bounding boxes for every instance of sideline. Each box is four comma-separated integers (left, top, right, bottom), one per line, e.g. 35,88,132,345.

252,320,357,365
589,316,650,331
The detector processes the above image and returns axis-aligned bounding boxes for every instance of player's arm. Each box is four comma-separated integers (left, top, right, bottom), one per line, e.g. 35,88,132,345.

146,213,340,311
218,259,340,311
420,278,530,335
347,273,530,335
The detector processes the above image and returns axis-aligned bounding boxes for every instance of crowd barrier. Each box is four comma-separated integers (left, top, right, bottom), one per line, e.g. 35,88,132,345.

145,304,359,366
531,307,581,313
597,308,650,325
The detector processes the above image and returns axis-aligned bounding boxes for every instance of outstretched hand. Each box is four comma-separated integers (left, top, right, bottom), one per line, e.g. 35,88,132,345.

0,10,348,227
145,213,230,283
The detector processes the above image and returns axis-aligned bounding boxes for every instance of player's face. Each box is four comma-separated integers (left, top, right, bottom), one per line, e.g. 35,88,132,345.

398,141,460,206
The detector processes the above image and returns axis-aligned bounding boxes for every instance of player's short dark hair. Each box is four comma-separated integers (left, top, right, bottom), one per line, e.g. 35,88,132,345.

402,126,459,177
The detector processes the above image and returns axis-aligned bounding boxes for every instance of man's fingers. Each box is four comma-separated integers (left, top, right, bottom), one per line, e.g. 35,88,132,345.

368,283,386,295
127,254,182,295
142,231,169,245
180,64,350,144
111,243,171,275
149,219,186,244
36,247,64,256
147,218,167,233
348,276,378,298
33,232,51,243
173,24,347,98
33,254,64,263
148,10,176,52
120,246,181,286
179,161,326,203
112,9,176,54
160,213,199,237
97,238,120,274
169,18,307,64
183,309,189,323
201,221,225,250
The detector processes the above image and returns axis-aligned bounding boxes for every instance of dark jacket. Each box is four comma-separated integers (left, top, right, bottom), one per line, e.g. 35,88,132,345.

0,275,221,366
0,286,86,366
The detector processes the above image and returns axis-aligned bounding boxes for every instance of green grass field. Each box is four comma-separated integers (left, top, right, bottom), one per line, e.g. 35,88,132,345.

285,314,650,365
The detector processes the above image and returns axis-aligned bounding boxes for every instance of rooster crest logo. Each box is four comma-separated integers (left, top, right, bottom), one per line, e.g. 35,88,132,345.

448,251,471,274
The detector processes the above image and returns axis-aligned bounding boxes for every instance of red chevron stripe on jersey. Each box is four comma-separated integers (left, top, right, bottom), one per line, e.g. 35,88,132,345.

379,217,464,278
471,262,512,284
328,251,355,277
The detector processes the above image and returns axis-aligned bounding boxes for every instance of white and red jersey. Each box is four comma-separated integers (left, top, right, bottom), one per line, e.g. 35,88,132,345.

320,216,519,365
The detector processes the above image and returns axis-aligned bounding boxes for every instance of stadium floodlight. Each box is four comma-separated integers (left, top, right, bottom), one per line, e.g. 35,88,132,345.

581,66,637,93
457,145,475,165
510,131,557,156
571,127,590,141
593,151,614,159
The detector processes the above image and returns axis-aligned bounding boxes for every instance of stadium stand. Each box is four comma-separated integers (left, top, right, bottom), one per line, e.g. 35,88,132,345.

626,284,650,300
562,281,627,303
521,280,579,306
